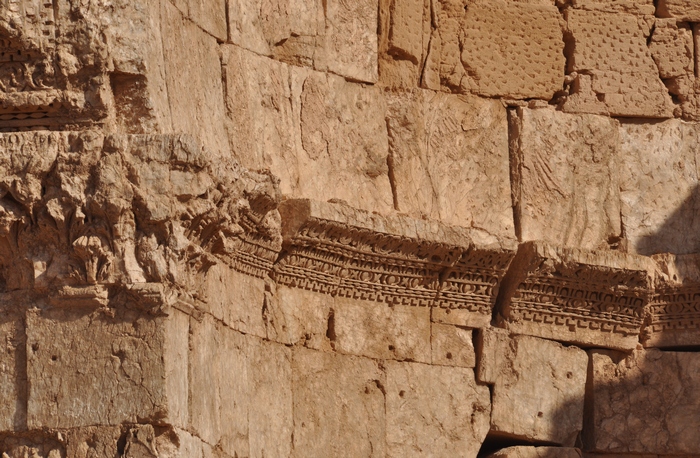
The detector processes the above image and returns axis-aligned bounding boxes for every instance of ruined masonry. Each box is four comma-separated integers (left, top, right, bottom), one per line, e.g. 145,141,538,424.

2,0,700,457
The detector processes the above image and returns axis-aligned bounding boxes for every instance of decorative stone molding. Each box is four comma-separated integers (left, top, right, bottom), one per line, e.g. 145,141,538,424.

497,241,656,350
645,253,700,348
0,132,282,301
274,199,518,327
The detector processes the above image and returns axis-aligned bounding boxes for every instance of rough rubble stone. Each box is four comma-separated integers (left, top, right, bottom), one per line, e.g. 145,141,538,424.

587,349,700,455
512,107,622,251
619,120,700,255
477,328,588,446
386,360,490,457
386,89,515,239
563,9,675,118
486,447,582,458
292,347,385,458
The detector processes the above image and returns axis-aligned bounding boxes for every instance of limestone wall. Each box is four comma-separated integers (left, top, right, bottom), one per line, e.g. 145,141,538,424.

2,0,700,457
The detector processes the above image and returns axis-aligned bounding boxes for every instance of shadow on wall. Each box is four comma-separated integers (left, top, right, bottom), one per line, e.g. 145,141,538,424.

635,184,700,256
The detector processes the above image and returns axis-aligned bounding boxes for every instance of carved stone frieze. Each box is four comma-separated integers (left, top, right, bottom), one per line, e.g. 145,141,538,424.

645,253,700,348
274,199,517,325
0,131,282,306
497,241,656,350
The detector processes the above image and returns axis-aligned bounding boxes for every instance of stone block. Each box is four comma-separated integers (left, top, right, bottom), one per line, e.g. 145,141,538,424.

198,261,266,338
570,0,655,14
562,9,674,117
221,45,295,172
291,348,385,458
333,296,431,363
497,241,655,350
649,20,694,80
290,70,393,213
264,285,333,351
459,1,565,99
658,0,700,21
486,447,582,458
619,120,700,255
227,0,377,82
182,0,227,40
385,89,515,239
0,308,25,432
26,306,187,429
646,253,700,348
248,338,293,458
160,1,229,159
587,349,700,455
512,107,621,251
385,360,490,457
431,323,476,368
477,329,588,446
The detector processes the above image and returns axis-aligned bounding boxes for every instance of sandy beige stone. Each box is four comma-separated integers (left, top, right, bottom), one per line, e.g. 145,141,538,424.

512,107,621,250
563,9,674,117
658,0,700,21
0,309,25,432
649,20,694,80
431,323,476,368
570,0,654,14
386,89,515,239
26,306,186,429
619,119,700,255
386,360,490,457
459,1,565,99
292,347,385,458
497,241,655,350
333,296,431,363
588,349,700,455
478,328,587,446
160,2,229,160
486,447,582,458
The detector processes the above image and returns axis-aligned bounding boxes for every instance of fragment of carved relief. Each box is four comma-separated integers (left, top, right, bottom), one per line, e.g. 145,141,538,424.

275,199,516,328
0,132,282,309
496,241,656,350
561,8,675,118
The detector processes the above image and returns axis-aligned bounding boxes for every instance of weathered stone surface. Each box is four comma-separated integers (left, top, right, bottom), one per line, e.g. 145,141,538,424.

292,347,385,458
512,108,622,250
478,328,587,446
486,447,582,458
570,0,654,14
228,0,378,82
386,360,490,457
658,0,700,21
646,253,700,348
431,323,476,368
386,89,515,239
333,296,431,362
587,349,700,455
0,309,25,432
26,306,187,429
619,120,700,255
562,9,674,117
497,241,655,350
174,0,227,40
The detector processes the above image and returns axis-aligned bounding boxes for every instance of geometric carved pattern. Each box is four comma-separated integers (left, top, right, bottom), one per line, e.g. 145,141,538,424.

273,202,516,321
645,287,700,347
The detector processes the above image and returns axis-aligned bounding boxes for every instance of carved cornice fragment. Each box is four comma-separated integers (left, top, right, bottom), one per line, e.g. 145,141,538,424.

274,199,518,327
496,241,656,350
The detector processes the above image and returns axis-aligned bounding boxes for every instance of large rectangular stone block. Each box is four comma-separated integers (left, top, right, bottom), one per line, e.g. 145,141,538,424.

0,307,25,432
292,348,385,457
587,349,700,455
26,305,188,429
511,107,621,251
386,360,490,457
497,242,655,350
386,89,514,239
619,120,700,255
477,328,587,446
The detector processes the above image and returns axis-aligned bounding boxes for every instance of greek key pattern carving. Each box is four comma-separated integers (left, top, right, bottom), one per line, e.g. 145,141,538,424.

508,274,648,336
647,287,700,334
274,218,513,311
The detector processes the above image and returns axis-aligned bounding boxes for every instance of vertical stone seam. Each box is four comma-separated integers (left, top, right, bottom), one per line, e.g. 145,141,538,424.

507,107,523,242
